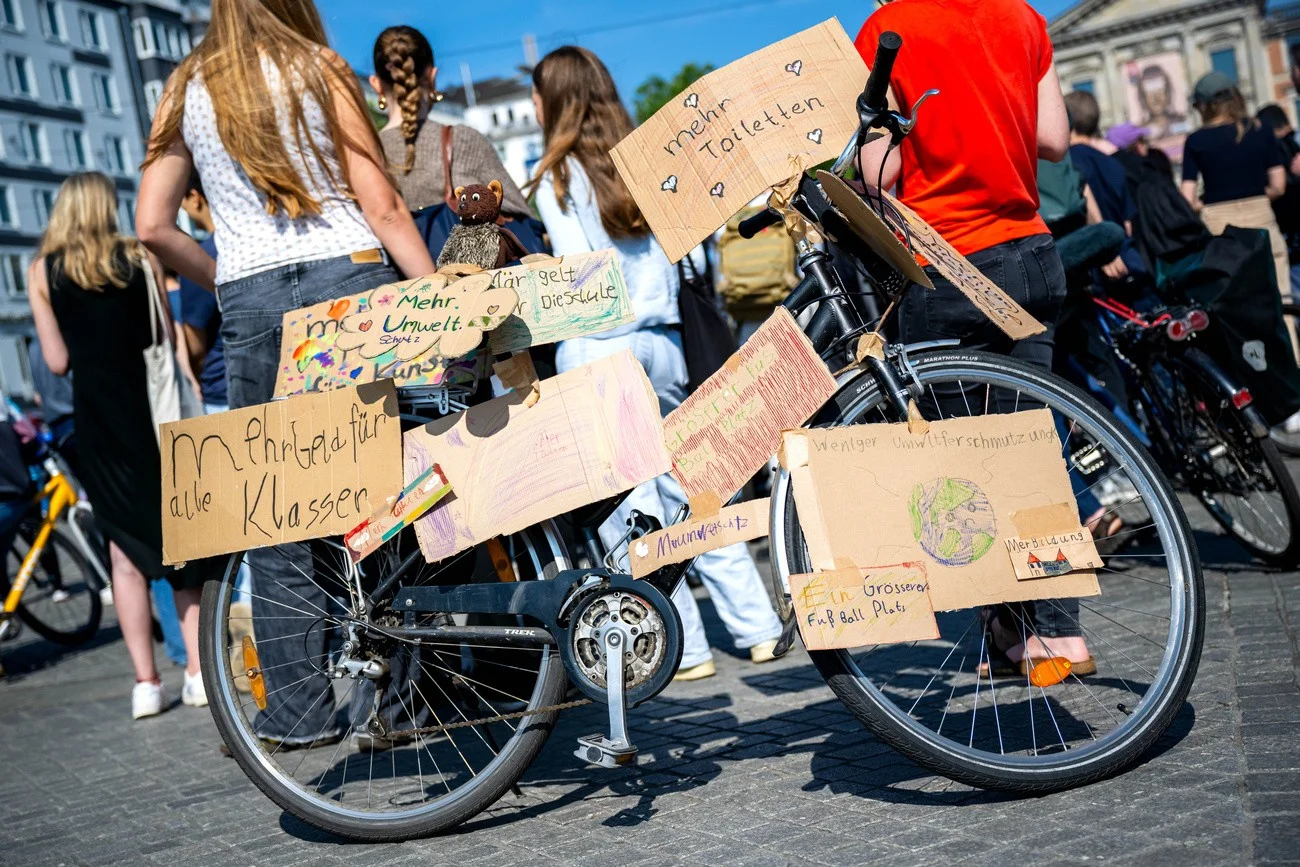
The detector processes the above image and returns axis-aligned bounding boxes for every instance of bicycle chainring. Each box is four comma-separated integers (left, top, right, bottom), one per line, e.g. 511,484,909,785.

560,582,682,706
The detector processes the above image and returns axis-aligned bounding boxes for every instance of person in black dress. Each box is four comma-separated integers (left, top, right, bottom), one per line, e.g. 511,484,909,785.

26,172,209,720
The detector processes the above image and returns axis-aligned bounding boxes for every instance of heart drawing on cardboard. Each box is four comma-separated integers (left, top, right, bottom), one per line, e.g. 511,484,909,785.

661,175,678,193
786,59,803,76
683,93,699,108
335,272,518,363
710,183,725,198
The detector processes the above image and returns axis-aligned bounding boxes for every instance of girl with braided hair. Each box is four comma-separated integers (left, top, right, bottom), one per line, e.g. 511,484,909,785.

370,26,532,219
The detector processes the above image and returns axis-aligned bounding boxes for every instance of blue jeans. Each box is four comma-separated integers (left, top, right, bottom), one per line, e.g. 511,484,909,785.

151,579,187,666
897,234,1081,638
219,254,398,738
557,328,782,667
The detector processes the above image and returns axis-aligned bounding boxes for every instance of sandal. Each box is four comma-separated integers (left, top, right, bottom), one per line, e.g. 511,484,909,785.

976,611,1096,679
1086,507,1125,554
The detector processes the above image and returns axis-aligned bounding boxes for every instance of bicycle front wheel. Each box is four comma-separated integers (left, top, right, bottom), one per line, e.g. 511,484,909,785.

200,522,570,841
5,522,102,646
773,349,1203,792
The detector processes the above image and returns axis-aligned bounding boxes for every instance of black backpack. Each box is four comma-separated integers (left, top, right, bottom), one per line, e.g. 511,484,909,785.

676,249,737,393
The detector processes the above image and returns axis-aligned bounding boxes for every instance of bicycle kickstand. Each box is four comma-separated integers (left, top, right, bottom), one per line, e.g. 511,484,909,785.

574,624,638,769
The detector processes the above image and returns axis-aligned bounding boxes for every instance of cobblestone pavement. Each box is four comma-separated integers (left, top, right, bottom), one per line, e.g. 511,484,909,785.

1,499,1298,866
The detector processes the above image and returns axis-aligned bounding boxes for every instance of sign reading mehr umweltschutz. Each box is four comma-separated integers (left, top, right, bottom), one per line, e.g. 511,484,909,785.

611,19,867,263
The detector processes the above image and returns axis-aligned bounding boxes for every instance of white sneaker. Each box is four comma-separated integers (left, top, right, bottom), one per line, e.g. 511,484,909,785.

132,680,167,719
182,671,207,708
99,586,114,607
1285,410,1300,434
50,588,70,603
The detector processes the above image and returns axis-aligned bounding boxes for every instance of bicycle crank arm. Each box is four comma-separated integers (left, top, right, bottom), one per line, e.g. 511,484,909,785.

575,610,639,768
394,567,610,635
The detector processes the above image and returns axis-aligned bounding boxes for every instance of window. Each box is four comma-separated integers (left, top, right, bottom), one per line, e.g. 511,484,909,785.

51,63,76,104
20,121,48,164
491,111,499,126
165,27,181,59
179,28,191,54
1210,48,1238,83
132,18,155,57
7,54,37,98
0,185,15,227
143,79,164,116
104,134,127,173
79,9,104,51
1072,79,1095,94
92,72,117,113
39,0,63,40
1,254,26,297
33,189,55,228
118,196,135,234
64,128,86,168
1,0,23,31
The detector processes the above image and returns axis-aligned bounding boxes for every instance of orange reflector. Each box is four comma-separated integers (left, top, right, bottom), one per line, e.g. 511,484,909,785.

486,537,515,582
1028,657,1072,687
243,635,267,711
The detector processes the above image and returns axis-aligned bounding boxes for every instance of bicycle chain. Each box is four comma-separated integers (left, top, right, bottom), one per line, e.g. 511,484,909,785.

391,697,593,738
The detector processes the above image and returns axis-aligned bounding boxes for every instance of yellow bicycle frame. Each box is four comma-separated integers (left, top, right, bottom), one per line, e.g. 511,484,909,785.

1,471,77,617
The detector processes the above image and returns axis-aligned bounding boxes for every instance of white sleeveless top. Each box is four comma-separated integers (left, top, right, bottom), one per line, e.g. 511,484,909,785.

182,61,380,285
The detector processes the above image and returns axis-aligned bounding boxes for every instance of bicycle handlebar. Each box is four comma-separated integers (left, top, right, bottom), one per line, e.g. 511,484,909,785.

862,31,902,115
738,209,782,239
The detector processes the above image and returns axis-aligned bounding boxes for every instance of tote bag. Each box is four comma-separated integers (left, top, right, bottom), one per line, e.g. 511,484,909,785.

677,248,737,393
141,256,201,443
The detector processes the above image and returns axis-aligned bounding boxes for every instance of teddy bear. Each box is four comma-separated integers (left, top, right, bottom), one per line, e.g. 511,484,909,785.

436,180,528,270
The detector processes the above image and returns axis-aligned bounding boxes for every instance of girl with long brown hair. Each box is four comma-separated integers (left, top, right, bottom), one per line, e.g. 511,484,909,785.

135,0,436,746
370,25,531,217
527,46,781,681
1181,72,1289,296
27,172,210,719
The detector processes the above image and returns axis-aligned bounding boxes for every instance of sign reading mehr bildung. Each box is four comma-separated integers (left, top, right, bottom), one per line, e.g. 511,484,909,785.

611,19,867,263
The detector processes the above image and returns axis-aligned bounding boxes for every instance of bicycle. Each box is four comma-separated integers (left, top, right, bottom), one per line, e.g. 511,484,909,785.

200,32,1204,840
1073,292,1300,567
0,437,104,651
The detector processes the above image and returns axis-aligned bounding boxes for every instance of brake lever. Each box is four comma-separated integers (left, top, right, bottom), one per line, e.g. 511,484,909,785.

831,88,940,176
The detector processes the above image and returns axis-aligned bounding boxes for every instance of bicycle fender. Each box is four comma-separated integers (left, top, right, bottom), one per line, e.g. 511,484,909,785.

1183,347,1270,439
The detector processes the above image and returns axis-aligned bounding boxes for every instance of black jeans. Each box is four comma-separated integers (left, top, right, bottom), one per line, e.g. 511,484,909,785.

893,233,1081,639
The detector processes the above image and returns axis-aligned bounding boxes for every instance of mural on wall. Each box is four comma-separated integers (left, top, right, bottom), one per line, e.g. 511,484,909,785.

1123,52,1192,160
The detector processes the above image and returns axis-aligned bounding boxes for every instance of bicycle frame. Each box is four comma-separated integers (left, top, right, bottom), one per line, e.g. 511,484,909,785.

1,469,77,619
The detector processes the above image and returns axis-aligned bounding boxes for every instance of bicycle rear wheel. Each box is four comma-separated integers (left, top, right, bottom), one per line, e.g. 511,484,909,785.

773,349,1203,792
5,522,102,646
1150,356,1300,566
200,522,569,841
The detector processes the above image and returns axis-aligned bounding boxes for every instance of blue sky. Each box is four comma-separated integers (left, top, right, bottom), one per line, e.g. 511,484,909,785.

318,0,1076,104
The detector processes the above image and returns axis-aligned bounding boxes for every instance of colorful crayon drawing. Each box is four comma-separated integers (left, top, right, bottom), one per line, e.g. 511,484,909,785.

272,277,488,398
344,463,453,563
909,477,997,568
487,250,635,353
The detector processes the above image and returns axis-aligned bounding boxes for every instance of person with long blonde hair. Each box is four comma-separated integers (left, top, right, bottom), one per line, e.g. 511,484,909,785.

27,172,211,719
527,47,782,681
135,0,436,746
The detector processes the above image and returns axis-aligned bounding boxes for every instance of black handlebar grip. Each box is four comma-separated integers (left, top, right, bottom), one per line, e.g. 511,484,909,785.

862,31,903,113
738,209,782,240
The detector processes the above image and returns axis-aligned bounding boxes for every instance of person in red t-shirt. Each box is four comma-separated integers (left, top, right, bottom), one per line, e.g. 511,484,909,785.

856,0,1094,674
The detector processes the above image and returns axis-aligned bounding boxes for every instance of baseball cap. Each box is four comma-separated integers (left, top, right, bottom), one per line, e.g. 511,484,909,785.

1193,71,1236,104
1106,122,1150,150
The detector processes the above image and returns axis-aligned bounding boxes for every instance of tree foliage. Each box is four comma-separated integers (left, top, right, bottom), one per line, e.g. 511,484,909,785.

634,62,716,124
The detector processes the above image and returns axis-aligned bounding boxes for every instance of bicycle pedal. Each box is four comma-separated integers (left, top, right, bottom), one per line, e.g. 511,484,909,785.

574,733,638,768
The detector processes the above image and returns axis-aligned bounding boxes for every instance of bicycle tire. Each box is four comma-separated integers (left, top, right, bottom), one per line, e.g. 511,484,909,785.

1269,300,1300,455
1152,356,1300,567
772,349,1204,793
201,523,570,841
5,524,102,646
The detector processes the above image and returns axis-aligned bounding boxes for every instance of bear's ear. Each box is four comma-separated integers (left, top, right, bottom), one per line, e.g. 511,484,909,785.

454,186,466,200
488,179,503,203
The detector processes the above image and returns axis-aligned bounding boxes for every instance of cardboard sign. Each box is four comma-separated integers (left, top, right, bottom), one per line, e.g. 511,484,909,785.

611,19,867,263
883,193,1046,341
788,563,939,650
161,382,402,564
273,276,492,397
334,273,517,363
782,409,1101,611
487,251,635,353
663,308,837,505
343,464,452,563
406,350,671,563
1005,503,1103,582
629,497,769,579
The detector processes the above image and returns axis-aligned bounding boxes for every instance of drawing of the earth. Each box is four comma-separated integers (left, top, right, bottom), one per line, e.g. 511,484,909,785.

909,477,996,567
